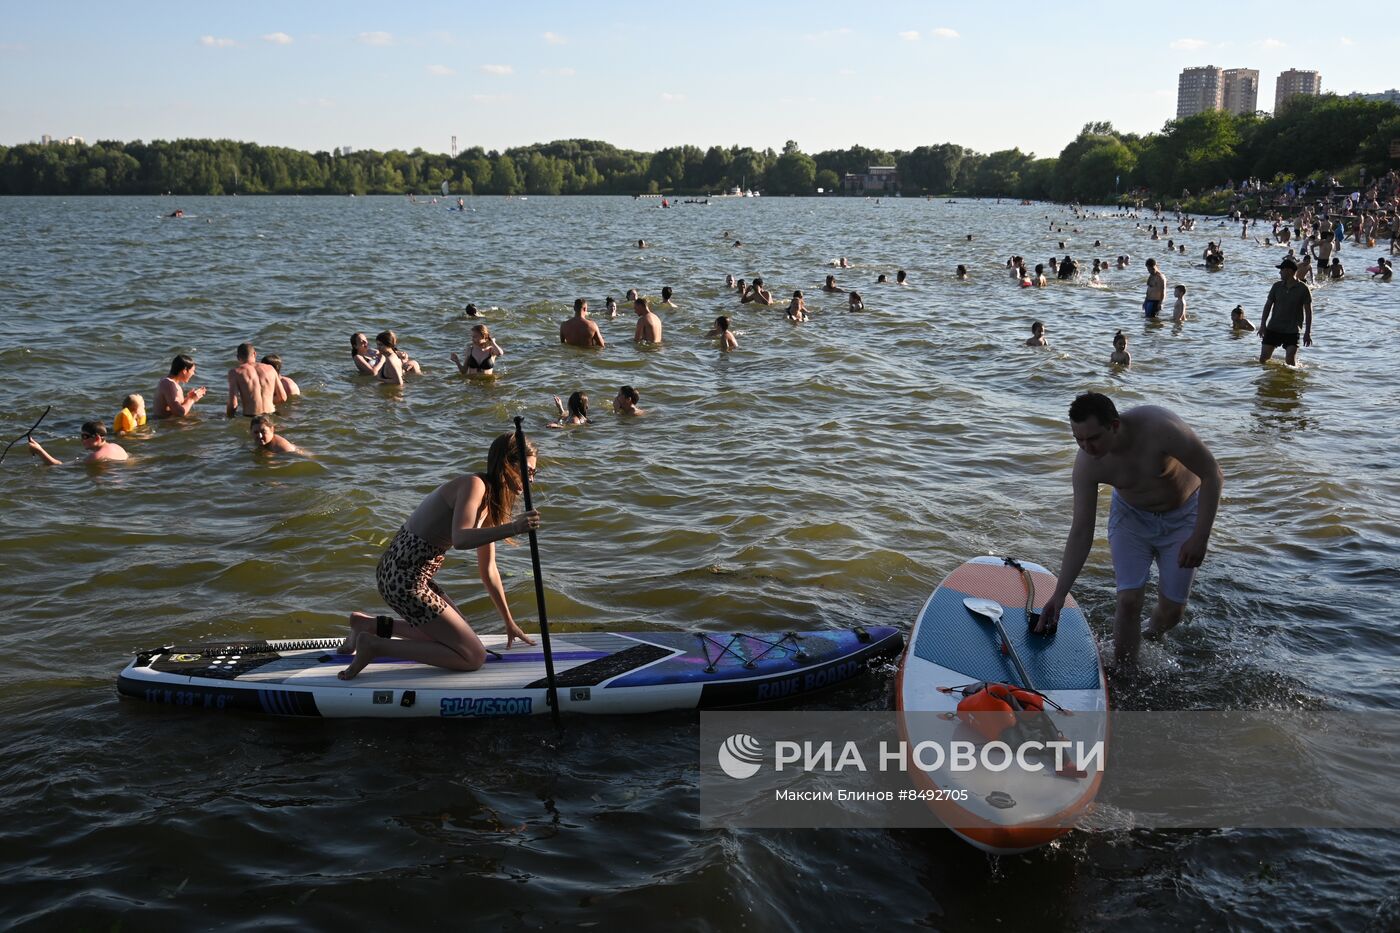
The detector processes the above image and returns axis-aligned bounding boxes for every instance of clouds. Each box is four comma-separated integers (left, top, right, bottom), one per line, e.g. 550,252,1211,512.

1170,37,1209,50
900,27,958,41
357,31,394,46
199,35,237,48
542,32,567,45
261,32,293,45
659,92,685,103
1256,37,1286,49
480,64,513,76
426,64,455,77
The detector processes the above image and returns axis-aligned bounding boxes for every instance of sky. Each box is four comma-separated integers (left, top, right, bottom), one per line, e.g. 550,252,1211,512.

2,1,1396,159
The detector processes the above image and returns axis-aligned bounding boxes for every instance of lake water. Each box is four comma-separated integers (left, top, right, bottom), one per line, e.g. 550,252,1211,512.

2,195,1397,930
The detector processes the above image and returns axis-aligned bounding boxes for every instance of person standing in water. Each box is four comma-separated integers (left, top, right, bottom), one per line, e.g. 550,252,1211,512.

338,432,541,679
1038,392,1223,666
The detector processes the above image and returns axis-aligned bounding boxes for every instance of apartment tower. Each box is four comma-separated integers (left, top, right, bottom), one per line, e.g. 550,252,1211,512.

1177,66,1223,118
1275,69,1322,111
1222,69,1260,115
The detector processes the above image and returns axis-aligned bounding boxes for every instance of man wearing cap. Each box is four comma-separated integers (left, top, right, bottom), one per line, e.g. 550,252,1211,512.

1258,257,1313,366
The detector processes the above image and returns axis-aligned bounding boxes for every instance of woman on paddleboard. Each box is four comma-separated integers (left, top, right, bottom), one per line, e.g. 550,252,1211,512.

338,432,540,680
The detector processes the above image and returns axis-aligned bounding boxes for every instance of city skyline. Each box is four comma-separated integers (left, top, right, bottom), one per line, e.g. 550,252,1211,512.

2,2,1397,158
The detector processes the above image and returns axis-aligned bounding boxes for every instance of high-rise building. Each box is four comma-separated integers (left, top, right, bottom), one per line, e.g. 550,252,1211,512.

1222,69,1260,115
1275,69,1322,111
1177,66,1223,118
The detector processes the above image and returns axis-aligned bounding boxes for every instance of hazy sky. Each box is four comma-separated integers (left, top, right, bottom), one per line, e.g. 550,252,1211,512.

2,1,1395,157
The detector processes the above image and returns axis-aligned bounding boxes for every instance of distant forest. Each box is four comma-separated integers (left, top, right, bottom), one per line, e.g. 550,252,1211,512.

2,95,1396,202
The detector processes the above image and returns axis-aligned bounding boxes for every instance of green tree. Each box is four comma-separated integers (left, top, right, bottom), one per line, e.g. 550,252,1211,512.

766,147,817,195
815,168,840,192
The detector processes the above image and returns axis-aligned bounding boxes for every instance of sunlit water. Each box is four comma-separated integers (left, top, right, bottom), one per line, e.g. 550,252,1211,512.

2,195,1397,930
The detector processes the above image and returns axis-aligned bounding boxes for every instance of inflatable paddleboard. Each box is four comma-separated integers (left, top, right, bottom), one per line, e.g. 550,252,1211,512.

897,556,1107,854
119,627,902,719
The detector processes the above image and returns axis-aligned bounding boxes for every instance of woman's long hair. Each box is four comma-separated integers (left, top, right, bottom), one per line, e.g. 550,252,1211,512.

483,432,537,529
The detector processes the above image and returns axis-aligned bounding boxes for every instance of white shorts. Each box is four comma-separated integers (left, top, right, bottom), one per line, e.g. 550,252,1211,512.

1107,490,1200,604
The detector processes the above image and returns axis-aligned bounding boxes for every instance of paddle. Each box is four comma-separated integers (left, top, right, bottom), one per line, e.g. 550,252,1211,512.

0,406,52,465
963,597,1037,694
513,416,562,728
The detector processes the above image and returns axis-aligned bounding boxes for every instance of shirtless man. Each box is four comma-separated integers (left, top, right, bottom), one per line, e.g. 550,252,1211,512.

154,354,208,419
560,298,605,348
1039,392,1223,665
742,277,774,305
633,298,663,344
250,415,300,455
28,420,128,465
1142,258,1166,318
614,385,645,416
226,343,283,418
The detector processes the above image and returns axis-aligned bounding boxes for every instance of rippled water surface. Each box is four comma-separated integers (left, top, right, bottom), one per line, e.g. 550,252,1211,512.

2,195,1398,930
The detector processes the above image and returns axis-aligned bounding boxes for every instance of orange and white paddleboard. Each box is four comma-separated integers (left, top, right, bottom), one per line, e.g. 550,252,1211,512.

896,556,1108,854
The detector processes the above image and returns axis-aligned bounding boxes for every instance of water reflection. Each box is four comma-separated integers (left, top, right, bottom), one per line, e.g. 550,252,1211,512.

1251,364,1312,434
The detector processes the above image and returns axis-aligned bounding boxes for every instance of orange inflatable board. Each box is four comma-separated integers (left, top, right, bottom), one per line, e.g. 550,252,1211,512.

896,556,1108,854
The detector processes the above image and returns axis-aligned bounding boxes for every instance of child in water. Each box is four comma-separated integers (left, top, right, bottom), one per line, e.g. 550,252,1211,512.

549,391,592,428
1025,321,1048,347
785,292,809,322
848,291,864,311
707,315,739,351
113,393,146,434
1171,284,1188,322
1110,330,1131,367
1230,305,1256,332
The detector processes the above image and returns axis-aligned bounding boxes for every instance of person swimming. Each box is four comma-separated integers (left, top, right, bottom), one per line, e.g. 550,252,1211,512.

452,324,504,376
848,291,864,311
549,391,592,428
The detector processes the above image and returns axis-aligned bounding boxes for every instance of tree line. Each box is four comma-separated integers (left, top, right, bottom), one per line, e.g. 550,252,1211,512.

1,95,1395,201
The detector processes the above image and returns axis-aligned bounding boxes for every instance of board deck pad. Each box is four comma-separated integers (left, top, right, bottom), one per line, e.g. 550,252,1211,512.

120,627,903,718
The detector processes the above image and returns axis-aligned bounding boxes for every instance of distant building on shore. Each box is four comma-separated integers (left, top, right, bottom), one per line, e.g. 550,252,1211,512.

842,166,898,194
1177,66,1223,117
38,135,85,145
1347,88,1400,106
1222,69,1260,115
1275,69,1322,111
1177,66,1261,118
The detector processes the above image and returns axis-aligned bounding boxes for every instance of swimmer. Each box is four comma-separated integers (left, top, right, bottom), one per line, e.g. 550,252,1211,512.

633,298,663,343
28,420,128,465
848,291,864,311
464,303,483,318
113,393,146,434
1230,305,1256,332
155,354,208,418
1025,321,1048,347
637,239,648,249
350,333,379,375
605,296,618,318
372,331,420,384
742,278,773,306
1110,330,1131,367
1033,264,1048,287
660,286,676,308
262,354,301,398
896,270,908,285
839,257,850,268
452,324,505,375
251,415,300,455
822,274,845,293
549,391,592,428
956,265,968,280
785,292,809,322
724,274,736,289
876,273,888,284
708,315,739,350
613,385,644,415
560,298,605,348
1171,284,1188,322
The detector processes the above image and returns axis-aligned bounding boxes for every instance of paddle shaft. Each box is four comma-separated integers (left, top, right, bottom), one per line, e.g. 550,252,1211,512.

989,612,1038,694
513,417,562,727
0,405,52,465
